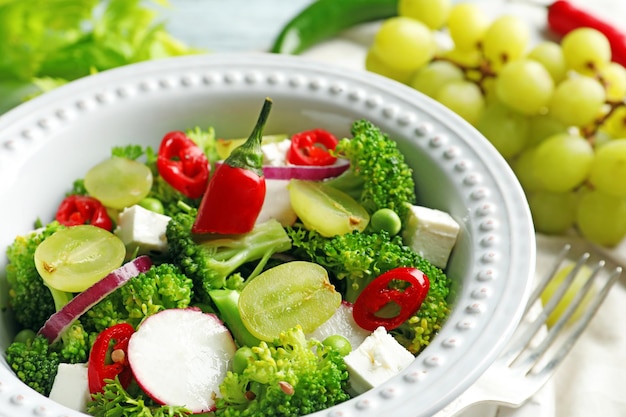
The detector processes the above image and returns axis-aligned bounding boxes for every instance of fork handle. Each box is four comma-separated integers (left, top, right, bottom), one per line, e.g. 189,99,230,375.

431,384,508,417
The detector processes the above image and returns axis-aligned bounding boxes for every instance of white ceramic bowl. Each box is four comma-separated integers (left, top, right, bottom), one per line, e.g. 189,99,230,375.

0,53,535,417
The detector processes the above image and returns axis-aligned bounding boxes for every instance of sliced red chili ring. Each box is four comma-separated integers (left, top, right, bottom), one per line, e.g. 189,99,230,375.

87,323,135,394
286,128,338,166
55,195,113,231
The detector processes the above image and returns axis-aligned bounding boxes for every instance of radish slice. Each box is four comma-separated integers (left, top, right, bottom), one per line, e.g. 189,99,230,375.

127,308,237,413
38,255,153,344
215,158,350,181
307,301,371,351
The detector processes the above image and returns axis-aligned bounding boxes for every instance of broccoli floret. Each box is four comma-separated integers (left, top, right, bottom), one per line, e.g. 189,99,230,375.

329,119,417,221
87,376,192,417
165,207,292,303
85,263,194,332
54,320,94,364
6,333,60,396
215,326,350,417
286,227,451,354
5,221,65,330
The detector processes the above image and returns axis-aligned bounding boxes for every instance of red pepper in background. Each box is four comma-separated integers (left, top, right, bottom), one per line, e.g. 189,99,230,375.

87,323,135,394
287,128,339,166
192,98,272,235
55,195,113,231
547,0,626,67
353,267,430,331
157,131,210,199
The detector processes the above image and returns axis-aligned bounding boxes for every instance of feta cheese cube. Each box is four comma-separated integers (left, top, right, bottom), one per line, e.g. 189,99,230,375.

114,204,171,257
344,326,415,395
402,205,460,269
261,139,292,166
49,363,91,412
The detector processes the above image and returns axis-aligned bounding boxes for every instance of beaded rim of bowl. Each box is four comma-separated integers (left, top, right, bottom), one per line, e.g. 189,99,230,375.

0,53,535,417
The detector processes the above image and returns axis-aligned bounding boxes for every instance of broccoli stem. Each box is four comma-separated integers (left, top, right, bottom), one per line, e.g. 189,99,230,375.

209,289,260,347
48,286,73,312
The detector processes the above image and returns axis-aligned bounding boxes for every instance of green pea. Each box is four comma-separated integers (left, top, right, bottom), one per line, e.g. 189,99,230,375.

370,208,402,236
13,329,37,344
322,335,352,356
232,346,255,374
138,197,165,214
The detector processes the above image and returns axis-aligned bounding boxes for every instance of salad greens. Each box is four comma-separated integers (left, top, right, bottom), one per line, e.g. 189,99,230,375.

0,0,200,113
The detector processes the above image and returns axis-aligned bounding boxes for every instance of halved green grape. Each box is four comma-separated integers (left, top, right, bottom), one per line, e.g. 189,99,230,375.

599,62,626,102
409,60,464,98
239,261,342,341
589,138,626,197
527,41,567,84
576,188,626,246
84,157,153,209
541,262,595,327
446,2,489,52
365,48,415,84
533,132,594,192
561,27,612,75
435,80,485,126
288,179,370,237
34,225,126,293
548,75,606,127
398,0,451,30
370,16,436,72
482,15,529,71
495,59,554,115
476,100,530,159
528,190,578,235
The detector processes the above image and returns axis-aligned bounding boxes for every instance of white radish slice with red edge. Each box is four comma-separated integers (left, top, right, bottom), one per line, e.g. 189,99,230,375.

215,158,350,181
307,301,371,351
127,308,237,413
38,255,153,344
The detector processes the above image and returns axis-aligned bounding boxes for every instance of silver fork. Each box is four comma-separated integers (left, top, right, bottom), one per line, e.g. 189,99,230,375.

434,244,623,417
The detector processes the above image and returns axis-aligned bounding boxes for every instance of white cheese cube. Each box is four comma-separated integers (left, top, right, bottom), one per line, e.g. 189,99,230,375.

114,204,171,257
49,363,91,412
344,326,415,395
261,139,292,166
256,179,297,227
402,205,460,269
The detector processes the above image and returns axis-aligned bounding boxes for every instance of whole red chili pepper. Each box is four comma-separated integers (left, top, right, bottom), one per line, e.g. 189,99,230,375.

287,128,339,166
55,195,113,231
157,131,210,199
88,323,135,394
192,98,272,235
353,267,430,331
547,0,626,67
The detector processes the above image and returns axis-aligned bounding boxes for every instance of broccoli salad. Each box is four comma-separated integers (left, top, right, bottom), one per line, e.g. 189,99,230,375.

3,99,459,417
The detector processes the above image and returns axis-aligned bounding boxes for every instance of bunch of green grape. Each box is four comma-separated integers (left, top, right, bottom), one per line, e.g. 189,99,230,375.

366,0,626,247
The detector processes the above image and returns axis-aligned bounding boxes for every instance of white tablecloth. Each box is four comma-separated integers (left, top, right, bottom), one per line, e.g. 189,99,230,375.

165,1,626,416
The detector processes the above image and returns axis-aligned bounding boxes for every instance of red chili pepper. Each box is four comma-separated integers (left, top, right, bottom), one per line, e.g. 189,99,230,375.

547,0,626,67
353,267,430,331
157,131,210,199
287,128,339,166
87,323,135,394
55,195,113,231
192,98,272,235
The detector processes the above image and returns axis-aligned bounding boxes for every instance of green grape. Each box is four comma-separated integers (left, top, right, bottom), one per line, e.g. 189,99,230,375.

589,138,626,197
288,179,370,237
238,261,342,341
533,132,594,192
446,2,490,52
541,263,595,328
34,225,126,293
476,100,530,159
365,48,415,84
527,114,568,147
409,60,464,98
440,48,483,68
482,15,530,71
512,147,544,193
370,16,436,72
398,0,451,30
601,106,626,138
528,190,578,235
599,62,626,101
527,41,567,84
84,157,153,209
576,188,626,246
495,59,555,115
561,27,612,75
435,80,485,126
548,75,606,127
